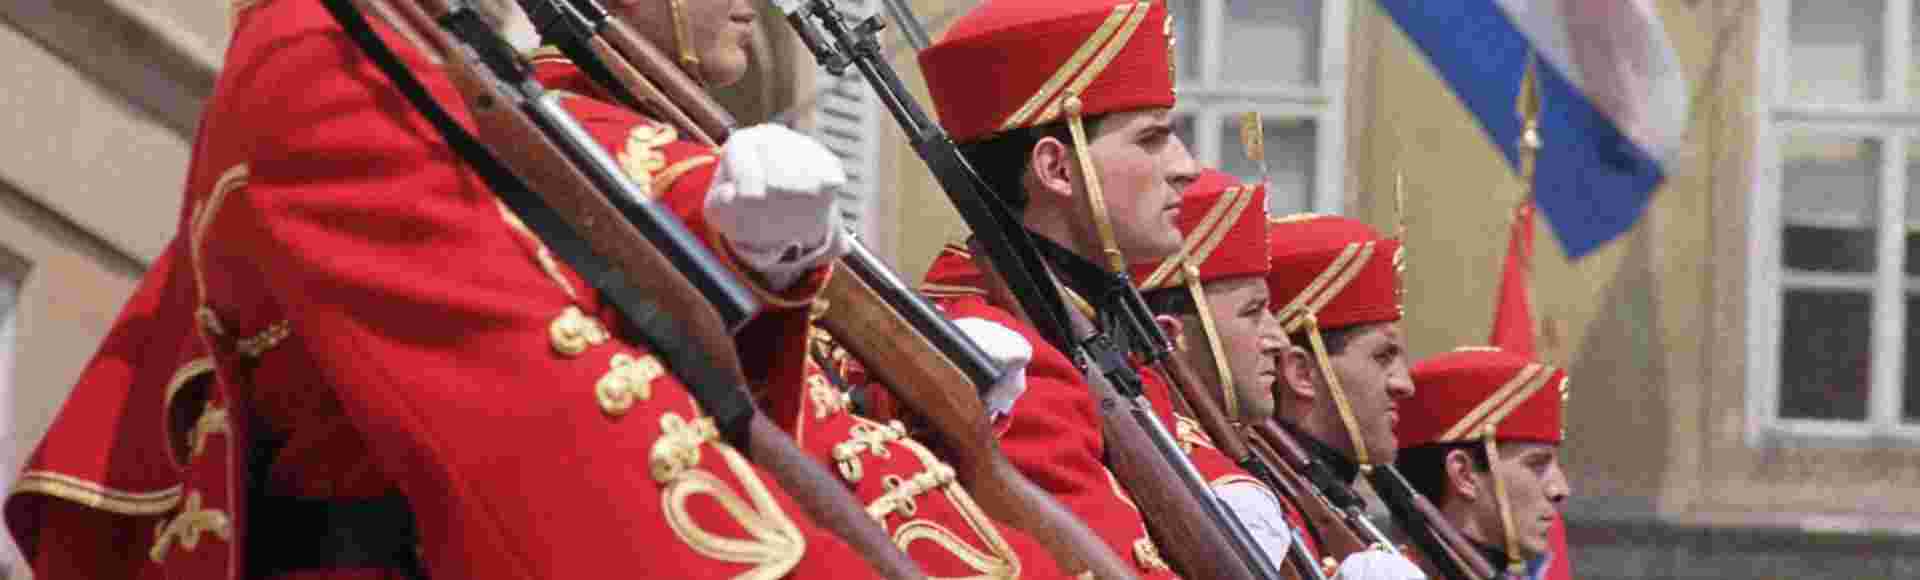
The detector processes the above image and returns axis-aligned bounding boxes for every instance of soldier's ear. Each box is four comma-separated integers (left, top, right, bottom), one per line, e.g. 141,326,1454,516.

1444,448,1481,503
1277,345,1317,402
1027,135,1076,205
1152,314,1186,351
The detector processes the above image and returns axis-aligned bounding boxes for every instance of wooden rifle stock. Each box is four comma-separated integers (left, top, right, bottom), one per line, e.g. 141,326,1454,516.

523,3,1137,577
1368,466,1497,580
1248,421,1376,562
961,256,1261,580
817,251,1138,580
365,1,920,577
1158,355,1337,580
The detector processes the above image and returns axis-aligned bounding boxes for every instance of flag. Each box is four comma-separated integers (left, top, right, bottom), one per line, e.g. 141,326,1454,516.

1376,0,1687,258
1490,199,1538,356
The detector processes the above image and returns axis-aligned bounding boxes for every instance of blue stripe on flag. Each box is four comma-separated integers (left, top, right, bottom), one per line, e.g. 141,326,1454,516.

1377,0,1670,258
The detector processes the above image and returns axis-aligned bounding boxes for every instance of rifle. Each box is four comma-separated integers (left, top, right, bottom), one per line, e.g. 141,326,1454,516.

1369,464,1500,580
516,2,1138,576
775,1,1283,578
319,0,921,576
1248,420,1501,580
1157,355,1329,580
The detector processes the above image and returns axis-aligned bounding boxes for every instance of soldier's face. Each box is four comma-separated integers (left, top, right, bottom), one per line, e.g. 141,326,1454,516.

612,0,759,87
1321,322,1413,463
1073,108,1199,261
1198,277,1284,423
1470,442,1570,560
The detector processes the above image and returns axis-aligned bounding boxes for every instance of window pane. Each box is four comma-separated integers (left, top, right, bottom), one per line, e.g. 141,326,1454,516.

1779,289,1872,421
1218,117,1315,216
1789,0,1884,103
1781,134,1879,272
1168,0,1200,82
1221,1,1319,86
1906,295,1920,423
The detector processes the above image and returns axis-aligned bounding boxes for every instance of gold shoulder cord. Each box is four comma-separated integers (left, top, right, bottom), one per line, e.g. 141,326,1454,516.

1482,425,1525,575
1182,264,1238,420
1063,95,1129,272
1304,314,1369,469
666,0,707,86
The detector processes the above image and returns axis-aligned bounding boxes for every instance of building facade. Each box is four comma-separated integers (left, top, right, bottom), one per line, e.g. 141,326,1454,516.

1,0,1915,578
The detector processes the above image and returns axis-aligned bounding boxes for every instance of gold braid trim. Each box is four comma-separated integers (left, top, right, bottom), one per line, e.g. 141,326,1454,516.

1132,538,1171,572
655,413,807,580
1483,427,1525,575
11,471,182,516
831,419,906,484
866,463,957,522
150,491,231,562
236,319,291,358
652,154,717,194
1305,315,1369,468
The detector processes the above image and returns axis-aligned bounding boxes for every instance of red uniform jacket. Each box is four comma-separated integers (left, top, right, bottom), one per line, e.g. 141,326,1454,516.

4,1,877,578
914,242,1292,579
529,53,1072,580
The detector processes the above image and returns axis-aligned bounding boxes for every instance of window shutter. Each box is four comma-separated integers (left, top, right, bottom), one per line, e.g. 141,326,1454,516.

803,0,885,244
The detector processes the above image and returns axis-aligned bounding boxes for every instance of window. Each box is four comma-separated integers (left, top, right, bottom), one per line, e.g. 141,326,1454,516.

0,253,20,578
803,0,885,249
1751,0,1920,442
1167,0,1348,216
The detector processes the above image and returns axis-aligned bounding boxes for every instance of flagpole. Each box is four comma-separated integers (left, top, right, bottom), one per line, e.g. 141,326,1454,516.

1515,53,1542,354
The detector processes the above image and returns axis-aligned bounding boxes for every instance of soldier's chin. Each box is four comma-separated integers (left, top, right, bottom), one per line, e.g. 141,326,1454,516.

701,50,752,88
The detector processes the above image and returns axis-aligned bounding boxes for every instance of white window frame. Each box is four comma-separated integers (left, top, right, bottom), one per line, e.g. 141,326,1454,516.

1170,0,1349,214
1749,0,1920,445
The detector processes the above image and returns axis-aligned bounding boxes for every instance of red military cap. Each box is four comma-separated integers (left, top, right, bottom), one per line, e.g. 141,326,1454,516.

1265,213,1403,467
1397,347,1568,447
1131,169,1269,418
1266,214,1404,333
1132,169,1270,290
919,0,1177,143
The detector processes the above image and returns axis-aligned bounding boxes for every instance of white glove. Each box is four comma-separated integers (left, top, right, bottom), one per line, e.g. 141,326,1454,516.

1334,550,1428,580
704,123,852,291
951,317,1032,420
1213,481,1295,566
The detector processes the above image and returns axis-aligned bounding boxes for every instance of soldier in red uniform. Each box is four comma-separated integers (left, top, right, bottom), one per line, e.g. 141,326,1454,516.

1394,347,1573,580
3,0,895,578
526,31,1076,580
1128,170,1300,566
1265,214,1427,578
911,0,1200,576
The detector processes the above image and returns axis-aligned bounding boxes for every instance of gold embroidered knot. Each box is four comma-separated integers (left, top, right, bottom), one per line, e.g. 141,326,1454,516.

196,307,226,338
618,122,678,191
188,402,231,459
831,420,906,483
236,320,291,358
551,306,611,356
1133,537,1170,572
597,353,664,417
1175,415,1215,453
149,491,232,562
866,462,956,523
651,413,720,482
808,374,852,420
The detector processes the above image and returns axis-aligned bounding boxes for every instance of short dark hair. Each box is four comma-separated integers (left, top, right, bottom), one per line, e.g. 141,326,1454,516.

955,116,1106,214
1393,443,1488,506
1142,286,1197,317
1288,323,1363,357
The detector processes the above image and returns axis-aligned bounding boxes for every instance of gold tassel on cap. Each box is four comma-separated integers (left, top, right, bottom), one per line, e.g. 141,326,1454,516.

1304,314,1369,469
1483,425,1526,575
1064,94,1129,271
1183,263,1238,420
